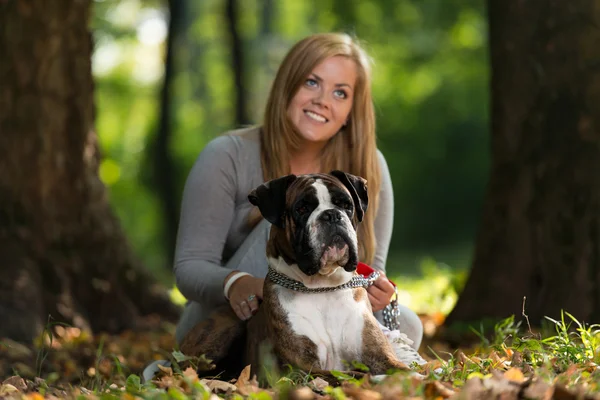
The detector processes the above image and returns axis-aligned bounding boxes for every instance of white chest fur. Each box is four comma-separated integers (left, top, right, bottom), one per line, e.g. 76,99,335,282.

275,286,368,371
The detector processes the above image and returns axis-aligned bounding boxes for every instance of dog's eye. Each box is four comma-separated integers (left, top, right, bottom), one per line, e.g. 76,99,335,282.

334,198,353,211
295,205,309,215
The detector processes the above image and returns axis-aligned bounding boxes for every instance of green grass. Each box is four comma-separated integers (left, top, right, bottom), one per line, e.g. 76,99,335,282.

79,312,600,398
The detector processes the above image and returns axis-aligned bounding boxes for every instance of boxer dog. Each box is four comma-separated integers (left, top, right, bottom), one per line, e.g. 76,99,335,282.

180,171,409,380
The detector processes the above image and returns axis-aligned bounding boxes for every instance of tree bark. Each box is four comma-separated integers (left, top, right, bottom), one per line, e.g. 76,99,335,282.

152,0,185,266
446,0,600,328
225,0,250,126
0,0,179,342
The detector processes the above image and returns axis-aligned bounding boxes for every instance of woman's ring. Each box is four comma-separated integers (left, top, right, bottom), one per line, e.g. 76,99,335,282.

248,294,256,302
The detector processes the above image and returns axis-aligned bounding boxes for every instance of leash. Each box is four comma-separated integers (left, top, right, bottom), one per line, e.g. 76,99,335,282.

357,262,401,331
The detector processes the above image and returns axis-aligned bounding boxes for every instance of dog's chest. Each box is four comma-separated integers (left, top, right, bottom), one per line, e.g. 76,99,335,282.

276,288,368,370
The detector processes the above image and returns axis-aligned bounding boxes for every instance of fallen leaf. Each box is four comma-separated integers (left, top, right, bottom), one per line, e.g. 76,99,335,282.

0,384,19,395
155,375,176,389
203,379,237,393
561,364,579,379
510,351,523,367
522,379,553,400
290,386,315,400
503,367,525,383
236,365,251,385
25,393,45,400
460,376,486,397
309,377,329,392
342,382,382,400
481,372,521,399
419,360,443,375
236,365,260,396
157,363,173,376
2,376,27,392
502,344,513,359
488,351,507,369
458,351,477,367
553,384,578,400
423,380,455,398
182,367,198,382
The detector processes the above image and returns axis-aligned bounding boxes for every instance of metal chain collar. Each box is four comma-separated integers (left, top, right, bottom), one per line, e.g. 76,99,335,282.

266,267,380,293
267,266,402,331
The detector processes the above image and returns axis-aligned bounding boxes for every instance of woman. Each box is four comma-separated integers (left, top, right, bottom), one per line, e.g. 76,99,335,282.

173,33,424,353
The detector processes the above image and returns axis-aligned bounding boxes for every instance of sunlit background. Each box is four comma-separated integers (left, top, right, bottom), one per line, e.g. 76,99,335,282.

90,0,489,314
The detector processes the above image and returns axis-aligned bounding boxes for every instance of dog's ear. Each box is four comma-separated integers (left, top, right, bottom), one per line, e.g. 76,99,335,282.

330,170,368,222
248,174,297,228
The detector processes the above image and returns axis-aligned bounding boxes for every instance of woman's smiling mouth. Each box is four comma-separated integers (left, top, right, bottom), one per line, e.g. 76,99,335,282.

304,110,328,123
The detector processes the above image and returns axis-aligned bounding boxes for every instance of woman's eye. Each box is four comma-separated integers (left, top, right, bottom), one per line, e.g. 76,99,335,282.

334,89,347,99
305,78,318,87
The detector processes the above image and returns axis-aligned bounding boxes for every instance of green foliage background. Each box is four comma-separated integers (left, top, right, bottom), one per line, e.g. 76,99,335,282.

90,0,489,283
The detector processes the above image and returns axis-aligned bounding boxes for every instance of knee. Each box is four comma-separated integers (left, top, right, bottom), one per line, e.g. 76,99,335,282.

397,305,423,350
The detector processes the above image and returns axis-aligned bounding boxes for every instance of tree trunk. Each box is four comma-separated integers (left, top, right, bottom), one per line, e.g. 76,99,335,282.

0,0,179,342
225,0,250,126
446,0,600,329
152,0,185,266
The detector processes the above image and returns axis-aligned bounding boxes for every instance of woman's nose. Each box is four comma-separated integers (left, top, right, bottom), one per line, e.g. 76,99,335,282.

312,90,330,108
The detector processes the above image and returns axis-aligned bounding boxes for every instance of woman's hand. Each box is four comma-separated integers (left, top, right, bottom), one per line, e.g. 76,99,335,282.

367,273,395,312
226,273,265,320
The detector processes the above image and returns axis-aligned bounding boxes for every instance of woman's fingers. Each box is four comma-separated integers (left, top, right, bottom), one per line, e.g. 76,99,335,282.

367,277,395,312
227,275,266,320
367,292,378,310
232,303,245,320
247,294,259,314
373,274,395,295
239,300,253,319
368,291,385,312
254,279,265,299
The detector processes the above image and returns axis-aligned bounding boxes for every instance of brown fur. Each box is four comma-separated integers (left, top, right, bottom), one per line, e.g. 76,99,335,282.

360,309,409,374
179,304,245,364
351,286,410,374
353,286,370,304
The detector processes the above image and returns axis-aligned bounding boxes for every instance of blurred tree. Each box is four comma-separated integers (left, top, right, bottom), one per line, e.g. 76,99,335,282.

151,0,185,265
446,0,600,327
226,0,250,125
0,0,179,342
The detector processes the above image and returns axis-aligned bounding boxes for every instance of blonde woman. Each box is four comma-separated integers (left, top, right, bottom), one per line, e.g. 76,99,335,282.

173,33,423,354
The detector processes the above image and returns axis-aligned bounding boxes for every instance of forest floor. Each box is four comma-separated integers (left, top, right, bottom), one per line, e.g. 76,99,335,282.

1,309,600,400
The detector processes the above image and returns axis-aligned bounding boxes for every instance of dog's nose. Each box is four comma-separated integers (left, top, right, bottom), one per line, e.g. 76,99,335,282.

319,209,342,223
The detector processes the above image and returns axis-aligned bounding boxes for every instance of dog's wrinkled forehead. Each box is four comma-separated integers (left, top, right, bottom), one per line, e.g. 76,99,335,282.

285,174,350,206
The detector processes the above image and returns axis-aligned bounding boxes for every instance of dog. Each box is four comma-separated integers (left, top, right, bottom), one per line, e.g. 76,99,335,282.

180,170,409,380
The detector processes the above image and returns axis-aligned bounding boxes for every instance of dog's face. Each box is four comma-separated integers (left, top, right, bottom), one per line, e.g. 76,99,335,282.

248,170,368,276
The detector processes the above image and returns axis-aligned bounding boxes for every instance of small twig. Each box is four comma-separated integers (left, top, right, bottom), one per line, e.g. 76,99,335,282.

522,296,541,339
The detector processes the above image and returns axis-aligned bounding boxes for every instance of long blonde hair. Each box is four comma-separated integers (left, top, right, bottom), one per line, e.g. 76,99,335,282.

258,33,381,265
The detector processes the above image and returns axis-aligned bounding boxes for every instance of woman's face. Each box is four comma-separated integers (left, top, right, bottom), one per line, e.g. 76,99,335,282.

287,56,357,146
